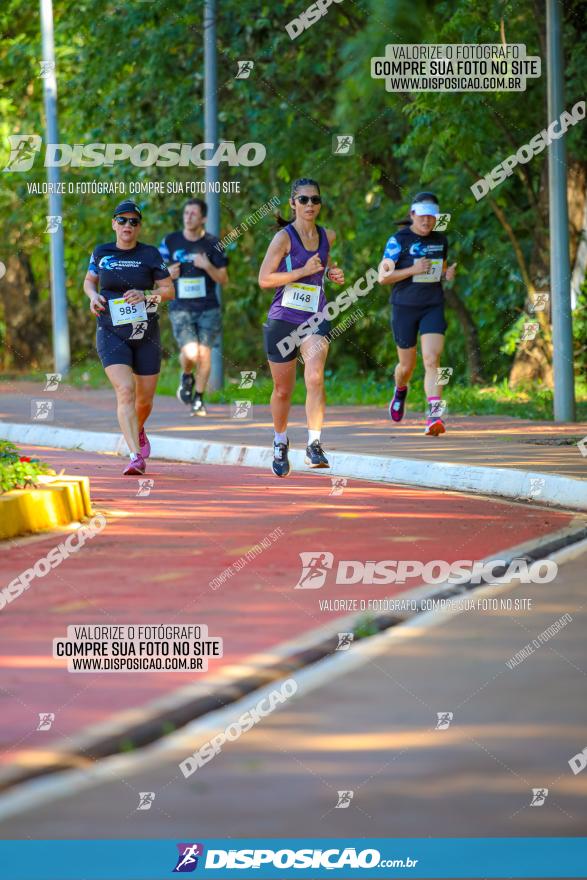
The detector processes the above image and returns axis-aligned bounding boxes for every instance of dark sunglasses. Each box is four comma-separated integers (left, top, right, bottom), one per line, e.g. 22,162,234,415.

115,216,141,227
294,195,322,205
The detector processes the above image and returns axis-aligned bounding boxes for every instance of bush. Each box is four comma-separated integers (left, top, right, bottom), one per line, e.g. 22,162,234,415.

0,441,52,494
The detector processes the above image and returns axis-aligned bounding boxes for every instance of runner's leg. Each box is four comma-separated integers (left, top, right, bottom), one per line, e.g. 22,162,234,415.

269,358,297,433
301,334,328,434
421,332,445,398
134,374,159,431
105,364,140,455
395,346,417,389
195,344,212,394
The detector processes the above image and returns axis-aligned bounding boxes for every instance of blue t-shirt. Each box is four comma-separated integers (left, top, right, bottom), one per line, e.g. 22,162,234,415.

382,227,448,306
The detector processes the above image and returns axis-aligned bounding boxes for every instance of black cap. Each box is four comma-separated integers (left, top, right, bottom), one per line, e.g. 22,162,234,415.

113,200,142,219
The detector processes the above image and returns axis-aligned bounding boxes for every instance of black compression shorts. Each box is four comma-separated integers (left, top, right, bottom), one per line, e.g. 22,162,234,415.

391,303,447,349
96,320,161,374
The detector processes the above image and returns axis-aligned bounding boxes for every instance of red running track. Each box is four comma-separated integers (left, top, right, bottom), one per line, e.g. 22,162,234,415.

0,445,572,766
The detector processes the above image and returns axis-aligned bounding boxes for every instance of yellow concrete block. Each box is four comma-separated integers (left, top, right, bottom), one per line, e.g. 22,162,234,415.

0,476,93,540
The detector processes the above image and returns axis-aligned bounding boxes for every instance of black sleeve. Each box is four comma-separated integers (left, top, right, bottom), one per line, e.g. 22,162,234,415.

150,246,171,280
208,238,229,269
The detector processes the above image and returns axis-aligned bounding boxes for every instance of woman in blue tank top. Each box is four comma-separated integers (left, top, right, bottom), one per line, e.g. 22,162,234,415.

258,178,345,478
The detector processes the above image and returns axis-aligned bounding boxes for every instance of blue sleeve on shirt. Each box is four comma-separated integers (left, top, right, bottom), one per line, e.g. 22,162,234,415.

383,235,401,261
88,251,98,274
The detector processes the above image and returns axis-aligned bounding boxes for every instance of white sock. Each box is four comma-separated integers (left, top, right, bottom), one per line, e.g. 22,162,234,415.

274,431,287,445
308,429,321,444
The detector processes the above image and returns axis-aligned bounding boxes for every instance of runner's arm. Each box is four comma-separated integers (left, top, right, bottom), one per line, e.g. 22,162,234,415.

258,230,319,288
324,229,344,284
84,271,106,314
378,258,430,285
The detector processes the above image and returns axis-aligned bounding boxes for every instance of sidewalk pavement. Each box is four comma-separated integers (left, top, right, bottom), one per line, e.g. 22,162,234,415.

1,539,585,840
0,443,576,792
1,381,587,479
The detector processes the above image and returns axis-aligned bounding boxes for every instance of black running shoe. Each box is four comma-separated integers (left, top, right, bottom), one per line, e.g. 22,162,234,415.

304,439,329,468
177,372,194,406
272,441,290,478
191,396,208,417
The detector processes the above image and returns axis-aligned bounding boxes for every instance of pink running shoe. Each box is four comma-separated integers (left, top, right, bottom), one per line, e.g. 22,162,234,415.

123,454,146,475
389,386,408,422
138,428,151,459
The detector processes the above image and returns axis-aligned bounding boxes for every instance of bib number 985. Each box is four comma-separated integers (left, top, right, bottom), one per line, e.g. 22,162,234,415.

108,298,148,326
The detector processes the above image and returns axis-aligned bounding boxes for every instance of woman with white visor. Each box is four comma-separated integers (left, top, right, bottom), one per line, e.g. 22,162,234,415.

378,192,456,436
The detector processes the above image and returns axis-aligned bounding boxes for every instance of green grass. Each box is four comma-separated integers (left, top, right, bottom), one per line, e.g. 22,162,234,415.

7,362,587,421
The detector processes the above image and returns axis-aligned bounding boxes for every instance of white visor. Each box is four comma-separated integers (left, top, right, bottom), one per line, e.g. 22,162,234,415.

411,202,440,216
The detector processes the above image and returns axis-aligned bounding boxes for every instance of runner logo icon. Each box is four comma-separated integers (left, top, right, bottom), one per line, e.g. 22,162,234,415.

295,552,334,589
173,843,204,872
2,134,42,171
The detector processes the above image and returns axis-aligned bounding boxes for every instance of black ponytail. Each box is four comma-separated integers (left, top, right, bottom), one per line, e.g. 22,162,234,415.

275,177,321,228
396,191,439,226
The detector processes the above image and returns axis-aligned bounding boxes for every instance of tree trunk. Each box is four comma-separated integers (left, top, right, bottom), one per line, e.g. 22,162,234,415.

443,284,484,383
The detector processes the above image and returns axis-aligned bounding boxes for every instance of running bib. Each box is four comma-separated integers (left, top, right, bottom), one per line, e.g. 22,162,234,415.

178,277,206,299
413,258,443,283
108,298,148,326
281,283,321,312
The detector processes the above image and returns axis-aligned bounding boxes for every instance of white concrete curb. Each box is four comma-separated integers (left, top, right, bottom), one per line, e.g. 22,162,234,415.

1,421,586,511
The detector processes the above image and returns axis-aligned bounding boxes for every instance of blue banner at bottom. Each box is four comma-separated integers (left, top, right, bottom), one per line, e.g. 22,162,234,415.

0,838,585,879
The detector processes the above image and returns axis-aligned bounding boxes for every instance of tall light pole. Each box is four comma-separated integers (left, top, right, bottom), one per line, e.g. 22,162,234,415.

40,0,70,375
547,0,575,421
204,0,223,390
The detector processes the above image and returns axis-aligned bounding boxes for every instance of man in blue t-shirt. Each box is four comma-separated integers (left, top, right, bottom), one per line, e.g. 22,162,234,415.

160,199,229,416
